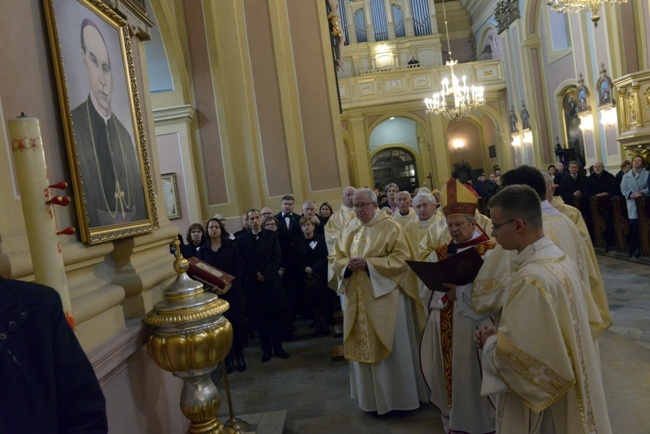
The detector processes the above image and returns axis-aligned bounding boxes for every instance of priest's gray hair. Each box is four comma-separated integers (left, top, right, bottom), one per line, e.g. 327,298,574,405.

413,192,436,206
356,188,378,204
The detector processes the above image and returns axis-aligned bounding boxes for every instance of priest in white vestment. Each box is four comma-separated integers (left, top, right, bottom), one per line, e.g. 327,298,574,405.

470,166,609,339
542,171,612,329
404,192,442,331
393,191,418,227
477,185,611,434
330,188,427,414
325,186,357,289
418,179,497,434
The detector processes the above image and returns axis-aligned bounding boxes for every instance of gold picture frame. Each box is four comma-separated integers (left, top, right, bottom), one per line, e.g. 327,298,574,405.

44,0,158,244
161,173,181,220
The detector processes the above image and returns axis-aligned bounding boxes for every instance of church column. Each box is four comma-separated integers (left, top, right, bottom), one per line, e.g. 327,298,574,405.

349,116,373,188
427,113,451,186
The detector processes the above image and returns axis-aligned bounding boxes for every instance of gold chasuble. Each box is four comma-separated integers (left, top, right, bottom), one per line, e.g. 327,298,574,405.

324,204,355,254
393,207,417,227
331,210,420,363
551,196,612,330
481,238,612,434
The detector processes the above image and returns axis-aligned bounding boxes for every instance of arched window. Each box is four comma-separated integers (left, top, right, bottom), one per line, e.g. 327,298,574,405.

371,148,418,192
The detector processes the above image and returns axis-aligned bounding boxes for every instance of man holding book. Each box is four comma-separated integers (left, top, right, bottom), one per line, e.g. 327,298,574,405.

418,178,497,434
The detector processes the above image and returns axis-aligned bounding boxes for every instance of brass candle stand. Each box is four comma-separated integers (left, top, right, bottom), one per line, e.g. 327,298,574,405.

145,240,234,434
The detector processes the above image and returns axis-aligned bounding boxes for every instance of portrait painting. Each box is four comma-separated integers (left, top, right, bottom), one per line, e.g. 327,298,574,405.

596,70,614,108
577,87,590,113
161,173,181,220
45,0,157,244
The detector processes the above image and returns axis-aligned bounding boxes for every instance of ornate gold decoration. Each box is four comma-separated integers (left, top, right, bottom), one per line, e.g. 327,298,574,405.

144,239,234,433
628,92,638,124
614,70,650,160
494,0,520,34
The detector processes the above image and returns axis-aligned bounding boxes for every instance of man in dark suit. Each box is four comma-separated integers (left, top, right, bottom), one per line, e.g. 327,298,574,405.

236,209,289,362
274,195,302,339
560,161,586,206
584,162,617,247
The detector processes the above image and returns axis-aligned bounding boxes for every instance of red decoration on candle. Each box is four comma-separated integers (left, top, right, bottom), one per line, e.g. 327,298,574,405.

49,181,68,190
56,227,76,236
46,196,71,206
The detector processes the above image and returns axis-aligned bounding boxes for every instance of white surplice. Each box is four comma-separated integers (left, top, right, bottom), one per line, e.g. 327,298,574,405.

481,237,611,434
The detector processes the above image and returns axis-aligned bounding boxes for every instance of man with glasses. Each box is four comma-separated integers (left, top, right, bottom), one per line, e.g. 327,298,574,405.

476,185,611,434
330,188,426,415
418,179,497,434
470,166,611,338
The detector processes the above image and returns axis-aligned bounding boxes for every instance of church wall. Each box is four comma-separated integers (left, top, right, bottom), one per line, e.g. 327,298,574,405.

287,0,342,193
183,0,228,206
243,0,293,198
102,344,187,434
446,119,482,172
156,132,191,233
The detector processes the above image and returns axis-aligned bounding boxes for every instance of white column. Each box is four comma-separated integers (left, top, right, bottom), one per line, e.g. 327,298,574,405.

385,0,396,39
427,0,439,34
404,0,415,37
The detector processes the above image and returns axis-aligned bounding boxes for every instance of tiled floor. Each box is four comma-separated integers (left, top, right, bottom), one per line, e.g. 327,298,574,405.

218,254,650,433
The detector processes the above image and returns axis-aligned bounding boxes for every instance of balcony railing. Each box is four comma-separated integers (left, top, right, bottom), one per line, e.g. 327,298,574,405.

338,59,506,110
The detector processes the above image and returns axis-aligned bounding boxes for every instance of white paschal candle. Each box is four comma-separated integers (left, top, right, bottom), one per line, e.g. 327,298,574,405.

8,114,75,328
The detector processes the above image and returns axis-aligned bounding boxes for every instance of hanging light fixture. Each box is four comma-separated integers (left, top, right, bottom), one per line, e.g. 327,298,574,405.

423,0,485,121
547,0,628,28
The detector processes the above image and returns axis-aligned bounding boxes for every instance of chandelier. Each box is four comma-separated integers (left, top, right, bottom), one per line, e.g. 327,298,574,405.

547,0,628,28
424,0,485,121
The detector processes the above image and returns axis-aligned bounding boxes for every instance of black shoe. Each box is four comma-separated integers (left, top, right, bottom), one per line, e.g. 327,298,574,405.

321,326,330,337
635,249,641,258
312,327,322,337
225,356,234,374
261,352,272,363
274,348,290,359
236,352,247,372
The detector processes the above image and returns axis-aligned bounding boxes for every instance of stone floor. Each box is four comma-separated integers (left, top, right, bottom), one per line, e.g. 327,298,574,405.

218,254,650,434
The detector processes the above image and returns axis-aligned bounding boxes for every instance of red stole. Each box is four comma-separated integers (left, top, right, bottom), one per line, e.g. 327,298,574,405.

434,233,493,408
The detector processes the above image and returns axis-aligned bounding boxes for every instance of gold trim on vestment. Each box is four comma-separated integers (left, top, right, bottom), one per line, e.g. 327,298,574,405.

495,332,575,413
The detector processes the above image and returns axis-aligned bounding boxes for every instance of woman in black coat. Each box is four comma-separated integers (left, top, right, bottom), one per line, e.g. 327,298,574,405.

198,218,247,373
181,222,206,259
296,216,331,336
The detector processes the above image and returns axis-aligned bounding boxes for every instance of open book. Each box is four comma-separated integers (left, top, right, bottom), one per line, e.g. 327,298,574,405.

407,246,484,292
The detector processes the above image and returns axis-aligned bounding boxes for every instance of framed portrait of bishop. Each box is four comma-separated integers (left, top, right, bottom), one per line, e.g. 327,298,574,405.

45,0,158,244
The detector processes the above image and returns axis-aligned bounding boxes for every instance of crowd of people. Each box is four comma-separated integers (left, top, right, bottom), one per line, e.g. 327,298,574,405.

178,196,336,373
170,159,643,433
